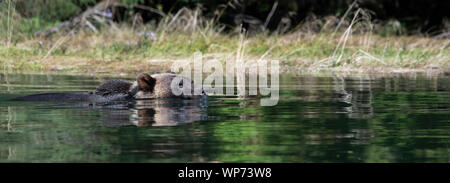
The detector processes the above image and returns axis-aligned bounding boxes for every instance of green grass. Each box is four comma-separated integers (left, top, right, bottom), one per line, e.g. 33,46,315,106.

0,27,448,74
0,1,448,74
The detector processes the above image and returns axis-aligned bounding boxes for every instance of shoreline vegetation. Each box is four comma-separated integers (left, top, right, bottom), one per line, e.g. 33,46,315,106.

1,1,449,76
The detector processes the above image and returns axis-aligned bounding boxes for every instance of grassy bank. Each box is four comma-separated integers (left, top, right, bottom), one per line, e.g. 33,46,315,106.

1,3,449,75
1,28,449,75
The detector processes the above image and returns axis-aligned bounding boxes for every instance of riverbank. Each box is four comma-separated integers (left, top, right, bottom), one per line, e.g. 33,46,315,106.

1,27,449,75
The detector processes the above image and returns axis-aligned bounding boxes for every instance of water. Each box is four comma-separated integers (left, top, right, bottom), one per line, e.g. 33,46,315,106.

0,72,449,163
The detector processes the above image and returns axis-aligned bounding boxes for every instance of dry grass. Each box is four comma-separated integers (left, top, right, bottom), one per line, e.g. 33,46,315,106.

0,3,449,75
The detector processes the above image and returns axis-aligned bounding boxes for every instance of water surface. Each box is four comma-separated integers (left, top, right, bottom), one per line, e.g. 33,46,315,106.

0,72,449,162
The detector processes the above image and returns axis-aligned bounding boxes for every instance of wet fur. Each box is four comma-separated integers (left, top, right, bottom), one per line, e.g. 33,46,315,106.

11,73,205,102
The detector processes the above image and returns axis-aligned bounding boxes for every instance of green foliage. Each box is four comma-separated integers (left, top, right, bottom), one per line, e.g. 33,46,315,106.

2,0,448,38
15,0,83,21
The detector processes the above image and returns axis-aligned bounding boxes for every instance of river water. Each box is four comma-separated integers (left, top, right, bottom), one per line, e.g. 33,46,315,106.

0,72,448,162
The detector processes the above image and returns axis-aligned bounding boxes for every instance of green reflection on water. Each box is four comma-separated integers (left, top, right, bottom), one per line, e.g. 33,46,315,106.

0,72,449,162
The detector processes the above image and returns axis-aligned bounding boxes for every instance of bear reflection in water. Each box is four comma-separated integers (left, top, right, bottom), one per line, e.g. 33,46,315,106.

100,99,208,127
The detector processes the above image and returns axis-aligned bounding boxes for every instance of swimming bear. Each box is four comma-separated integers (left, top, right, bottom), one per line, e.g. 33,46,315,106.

11,72,207,103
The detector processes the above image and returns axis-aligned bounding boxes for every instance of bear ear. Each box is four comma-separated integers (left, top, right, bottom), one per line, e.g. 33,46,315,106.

137,73,156,92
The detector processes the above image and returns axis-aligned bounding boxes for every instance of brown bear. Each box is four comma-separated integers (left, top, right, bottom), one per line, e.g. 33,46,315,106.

12,72,207,103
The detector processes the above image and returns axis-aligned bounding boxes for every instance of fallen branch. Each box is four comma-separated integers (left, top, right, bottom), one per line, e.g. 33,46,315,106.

34,0,117,38
113,3,166,17
263,1,278,31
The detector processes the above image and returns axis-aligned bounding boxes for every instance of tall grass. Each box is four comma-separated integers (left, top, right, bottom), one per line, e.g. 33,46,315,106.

0,2,448,74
